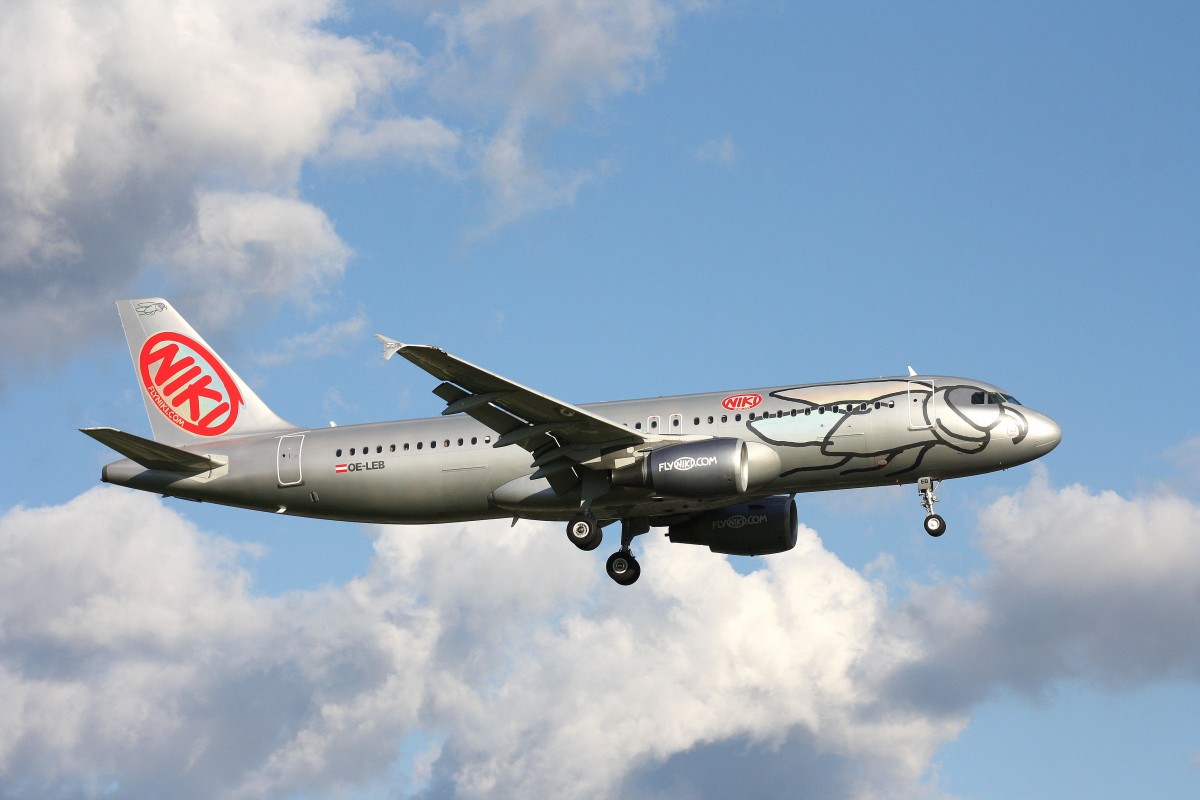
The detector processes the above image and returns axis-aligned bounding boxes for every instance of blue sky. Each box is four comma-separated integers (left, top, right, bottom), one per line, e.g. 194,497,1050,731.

2,2,1198,798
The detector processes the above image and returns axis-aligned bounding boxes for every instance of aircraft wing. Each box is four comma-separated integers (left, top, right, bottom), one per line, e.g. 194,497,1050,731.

376,337,652,488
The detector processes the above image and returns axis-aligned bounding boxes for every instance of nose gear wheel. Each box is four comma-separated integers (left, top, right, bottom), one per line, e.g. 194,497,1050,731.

917,477,947,537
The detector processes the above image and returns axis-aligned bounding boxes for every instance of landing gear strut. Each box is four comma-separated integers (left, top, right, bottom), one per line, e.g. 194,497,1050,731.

606,518,648,586
918,477,946,537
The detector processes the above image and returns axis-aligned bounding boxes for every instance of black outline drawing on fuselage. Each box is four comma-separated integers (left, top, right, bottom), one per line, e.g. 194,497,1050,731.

747,381,1030,480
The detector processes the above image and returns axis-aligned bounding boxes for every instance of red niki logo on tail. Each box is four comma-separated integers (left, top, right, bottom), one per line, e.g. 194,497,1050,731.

139,332,242,436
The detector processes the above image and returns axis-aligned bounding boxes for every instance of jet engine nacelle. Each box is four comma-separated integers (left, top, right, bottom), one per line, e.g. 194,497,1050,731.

667,496,798,556
611,439,780,498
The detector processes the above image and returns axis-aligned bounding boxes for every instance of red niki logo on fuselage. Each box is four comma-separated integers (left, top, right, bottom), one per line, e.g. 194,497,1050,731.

722,393,762,411
139,332,242,437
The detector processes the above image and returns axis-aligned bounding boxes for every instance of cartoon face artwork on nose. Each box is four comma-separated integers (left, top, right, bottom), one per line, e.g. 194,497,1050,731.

935,385,1029,451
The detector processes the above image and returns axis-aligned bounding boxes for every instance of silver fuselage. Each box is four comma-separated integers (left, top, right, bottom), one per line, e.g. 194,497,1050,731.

101,375,1061,526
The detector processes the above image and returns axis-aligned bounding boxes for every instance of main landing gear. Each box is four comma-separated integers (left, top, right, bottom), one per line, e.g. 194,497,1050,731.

564,515,647,586
605,518,648,586
918,476,946,537
606,551,640,586
566,514,603,551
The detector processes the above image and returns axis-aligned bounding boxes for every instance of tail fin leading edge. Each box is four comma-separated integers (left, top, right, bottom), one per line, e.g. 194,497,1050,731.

117,298,295,446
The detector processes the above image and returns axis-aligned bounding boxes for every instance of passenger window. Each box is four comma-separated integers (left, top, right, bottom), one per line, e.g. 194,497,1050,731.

404,443,410,451
431,441,437,449
735,414,742,421
350,448,356,455
458,438,464,446
484,436,492,444
336,449,342,457
444,440,450,448
471,437,478,445
707,416,714,424
693,417,700,426
650,420,658,429
748,412,756,420
390,444,396,452
635,422,642,430
721,415,728,423
376,445,382,454
416,442,423,450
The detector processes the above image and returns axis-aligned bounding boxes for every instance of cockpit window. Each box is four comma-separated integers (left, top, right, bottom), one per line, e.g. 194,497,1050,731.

971,390,1022,406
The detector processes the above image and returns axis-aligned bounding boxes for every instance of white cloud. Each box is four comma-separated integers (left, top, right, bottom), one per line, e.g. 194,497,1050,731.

1167,436,1200,492
0,0,698,386
426,0,677,121
469,118,597,235
253,312,370,367
0,0,424,381
150,191,353,327
324,117,462,170
0,487,957,799
693,135,739,165
424,0,681,230
7,467,1200,798
885,468,1200,712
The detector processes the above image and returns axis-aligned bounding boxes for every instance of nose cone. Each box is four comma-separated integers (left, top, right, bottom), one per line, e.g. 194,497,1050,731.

1027,413,1062,453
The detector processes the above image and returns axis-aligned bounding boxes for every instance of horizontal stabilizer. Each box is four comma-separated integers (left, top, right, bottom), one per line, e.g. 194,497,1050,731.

81,427,223,473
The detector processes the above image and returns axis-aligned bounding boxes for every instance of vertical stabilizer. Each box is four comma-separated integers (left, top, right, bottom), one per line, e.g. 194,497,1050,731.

117,298,296,446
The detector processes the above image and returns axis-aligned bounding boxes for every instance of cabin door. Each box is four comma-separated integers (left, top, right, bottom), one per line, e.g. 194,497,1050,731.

277,434,304,486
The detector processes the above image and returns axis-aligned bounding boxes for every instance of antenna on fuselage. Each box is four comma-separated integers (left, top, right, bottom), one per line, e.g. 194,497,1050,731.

907,366,917,377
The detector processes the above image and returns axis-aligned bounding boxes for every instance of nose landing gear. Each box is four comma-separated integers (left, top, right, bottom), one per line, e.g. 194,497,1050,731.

918,477,946,537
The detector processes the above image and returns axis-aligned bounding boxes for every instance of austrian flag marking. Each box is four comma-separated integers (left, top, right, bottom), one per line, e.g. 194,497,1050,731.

722,393,762,411
335,464,348,474
138,331,242,437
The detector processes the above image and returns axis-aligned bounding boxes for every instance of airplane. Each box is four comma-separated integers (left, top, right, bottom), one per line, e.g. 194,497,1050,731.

83,298,1062,585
